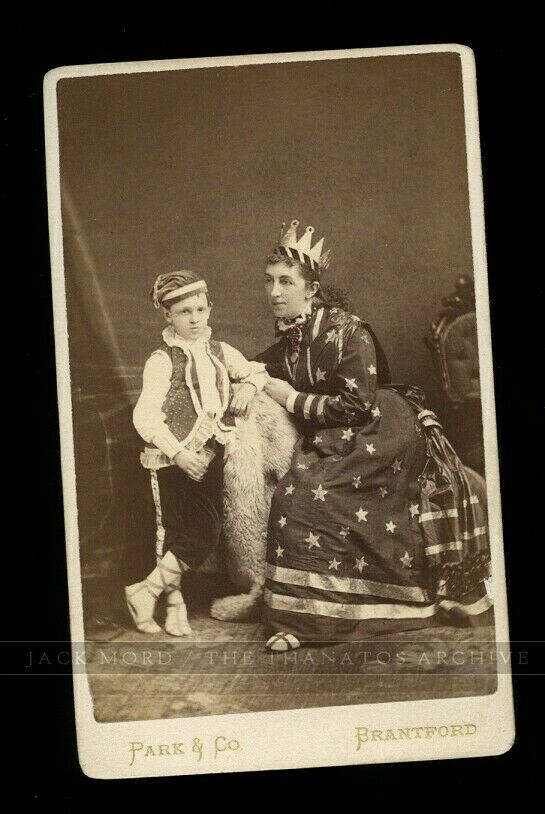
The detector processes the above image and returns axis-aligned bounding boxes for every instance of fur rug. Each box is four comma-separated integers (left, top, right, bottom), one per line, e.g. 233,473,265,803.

210,392,298,621
211,392,487,622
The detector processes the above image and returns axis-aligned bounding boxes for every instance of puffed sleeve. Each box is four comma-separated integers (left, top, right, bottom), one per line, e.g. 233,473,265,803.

221,342,268,392
132,350,187,459
286,323,378,427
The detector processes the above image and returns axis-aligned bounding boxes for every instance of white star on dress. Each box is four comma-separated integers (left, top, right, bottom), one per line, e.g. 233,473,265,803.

314,435,323,444
409,503,420,518
400,551,413,569
285,484,295,495
275,545,285,558
354,556,368,573
312,484,328,501
325,329,336,343
371,406,381,418
385,520,397,534
278,515,287,528
315,368,326,382
379,487,388,498
363,401,372,410
368,364,377,375
355,507,368,522
339,526,350,538
341,428,355,441
392,458,402,473
328,558,341,571
366,443,376,455
305,532,321,549
344,377,357,391
362,333,370,344
352,475,362,489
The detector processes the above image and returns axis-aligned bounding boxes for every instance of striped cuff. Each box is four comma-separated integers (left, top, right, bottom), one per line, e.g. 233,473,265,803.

286,391,298,413
292,392,330,421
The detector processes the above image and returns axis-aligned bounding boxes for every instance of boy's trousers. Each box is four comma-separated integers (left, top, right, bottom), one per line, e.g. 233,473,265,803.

150,443,225,570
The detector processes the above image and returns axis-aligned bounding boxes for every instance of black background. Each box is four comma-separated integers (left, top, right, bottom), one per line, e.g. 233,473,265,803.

5,12,541,803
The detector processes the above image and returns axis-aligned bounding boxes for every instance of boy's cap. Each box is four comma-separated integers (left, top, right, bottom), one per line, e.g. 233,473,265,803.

151,271,208,309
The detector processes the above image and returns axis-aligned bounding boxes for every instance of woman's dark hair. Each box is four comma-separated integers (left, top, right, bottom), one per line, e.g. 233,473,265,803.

265,251,391,383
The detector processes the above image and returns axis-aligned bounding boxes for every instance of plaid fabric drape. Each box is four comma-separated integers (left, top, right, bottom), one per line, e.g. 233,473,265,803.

384,385,490,604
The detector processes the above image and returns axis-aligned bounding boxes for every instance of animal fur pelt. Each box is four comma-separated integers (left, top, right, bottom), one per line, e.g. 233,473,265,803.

210,393,488,622
210,392,298,621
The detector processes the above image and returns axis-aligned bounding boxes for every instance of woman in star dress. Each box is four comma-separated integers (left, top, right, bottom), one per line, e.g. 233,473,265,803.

258,220,493,651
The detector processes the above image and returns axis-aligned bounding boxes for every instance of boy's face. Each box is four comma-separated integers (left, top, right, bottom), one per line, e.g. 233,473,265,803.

164,292,211,340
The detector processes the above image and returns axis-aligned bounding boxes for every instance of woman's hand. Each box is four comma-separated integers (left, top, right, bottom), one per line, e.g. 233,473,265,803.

173,448,209,481
265,377,297,407
229,382,257,417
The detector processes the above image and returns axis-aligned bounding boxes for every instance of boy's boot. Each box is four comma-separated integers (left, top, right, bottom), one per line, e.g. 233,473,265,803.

124,577,163,635
158,551,193,637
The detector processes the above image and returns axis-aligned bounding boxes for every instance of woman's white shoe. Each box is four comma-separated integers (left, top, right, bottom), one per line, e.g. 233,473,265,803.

165,590,193,637
265,632,301,652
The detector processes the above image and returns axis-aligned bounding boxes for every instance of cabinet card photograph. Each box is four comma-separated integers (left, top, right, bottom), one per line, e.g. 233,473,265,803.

44,44,514,778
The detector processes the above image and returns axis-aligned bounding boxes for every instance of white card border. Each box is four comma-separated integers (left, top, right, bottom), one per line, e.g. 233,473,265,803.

43,43,515,779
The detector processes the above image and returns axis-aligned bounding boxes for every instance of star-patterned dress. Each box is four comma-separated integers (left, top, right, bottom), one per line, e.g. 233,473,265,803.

257,305,492,642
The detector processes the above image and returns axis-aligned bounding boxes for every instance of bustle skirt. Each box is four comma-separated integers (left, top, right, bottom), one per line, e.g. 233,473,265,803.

263,385,492,642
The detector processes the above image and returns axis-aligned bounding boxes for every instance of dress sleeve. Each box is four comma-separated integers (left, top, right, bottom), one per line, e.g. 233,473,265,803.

132,350,186,459
221,342,268,392
253,341,287,380
287,323,378,427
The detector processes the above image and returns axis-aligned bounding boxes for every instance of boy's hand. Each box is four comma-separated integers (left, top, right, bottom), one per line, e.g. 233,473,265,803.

229,382,257,417
173,448,209,481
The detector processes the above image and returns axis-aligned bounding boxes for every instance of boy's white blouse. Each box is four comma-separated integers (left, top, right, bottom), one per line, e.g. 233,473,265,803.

133,326,267,460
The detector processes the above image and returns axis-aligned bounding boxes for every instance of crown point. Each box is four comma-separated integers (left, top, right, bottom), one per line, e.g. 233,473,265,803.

279,219,300,248
320,248,332,269
309,236,324,262
296,225,314,253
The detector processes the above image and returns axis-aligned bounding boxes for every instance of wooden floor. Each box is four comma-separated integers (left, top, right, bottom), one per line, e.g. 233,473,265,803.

86,598,498,723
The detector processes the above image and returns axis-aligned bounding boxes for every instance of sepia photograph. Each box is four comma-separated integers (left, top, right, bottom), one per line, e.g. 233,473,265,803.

43,44,514,776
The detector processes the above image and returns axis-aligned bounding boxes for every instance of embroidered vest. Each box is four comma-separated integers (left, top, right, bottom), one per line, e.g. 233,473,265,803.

141,339,236,468
162,338,236,439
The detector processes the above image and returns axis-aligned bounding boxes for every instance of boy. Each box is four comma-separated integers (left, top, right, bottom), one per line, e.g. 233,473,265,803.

126,270,267,636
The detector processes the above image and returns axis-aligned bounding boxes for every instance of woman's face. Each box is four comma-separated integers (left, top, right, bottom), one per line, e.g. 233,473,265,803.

264,261,318,320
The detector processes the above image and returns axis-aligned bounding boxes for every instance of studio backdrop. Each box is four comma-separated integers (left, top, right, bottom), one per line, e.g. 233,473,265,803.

55,52,481,574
